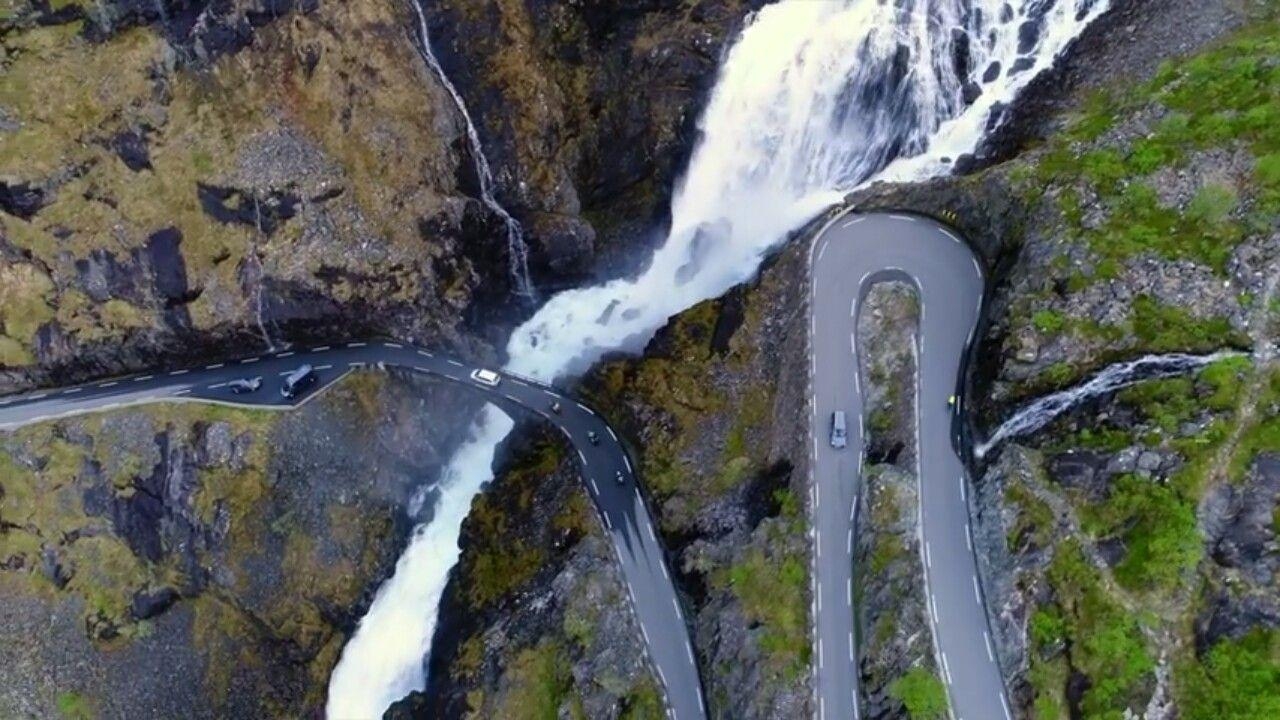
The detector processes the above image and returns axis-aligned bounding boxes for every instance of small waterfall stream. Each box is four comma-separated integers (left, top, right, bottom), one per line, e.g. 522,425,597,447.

408,0,535,301
976,351,1243,458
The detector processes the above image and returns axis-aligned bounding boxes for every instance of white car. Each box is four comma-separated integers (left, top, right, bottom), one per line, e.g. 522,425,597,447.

470,368,501,387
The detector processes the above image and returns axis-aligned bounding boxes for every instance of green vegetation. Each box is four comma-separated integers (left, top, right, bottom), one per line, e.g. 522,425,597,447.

1033,309,1066,334
1176,629,1280,720
1080,474,1201,592
1027,21,1280,287
890,667,948,720
620,681,665,720
56,691,94,720
714,496,809,683
1129,296,1239,353
1041,543,1154,719
461,440,566,606
492,642,574,720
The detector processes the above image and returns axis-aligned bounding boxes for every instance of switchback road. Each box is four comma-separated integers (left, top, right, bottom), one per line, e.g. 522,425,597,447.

808,212,1009,720
0,341,704,720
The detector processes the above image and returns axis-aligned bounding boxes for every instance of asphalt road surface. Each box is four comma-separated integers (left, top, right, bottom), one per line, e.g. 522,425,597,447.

809,212,1009,720
0,341,705,720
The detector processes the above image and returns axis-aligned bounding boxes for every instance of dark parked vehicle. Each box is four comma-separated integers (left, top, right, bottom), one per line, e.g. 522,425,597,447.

281,364,317,399
228,376,262,395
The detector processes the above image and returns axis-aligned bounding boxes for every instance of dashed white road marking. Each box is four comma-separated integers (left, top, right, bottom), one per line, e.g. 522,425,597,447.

134,375,153,382
99,382,118,388
941,651,953,683
206,363,224,369
602,512,613,530
925,542,932,569
315,364,333,371
348,342,367,348
169,369,188,376
973,576,983,603
240,357,260,364
63,388,82,395
383,342,402,348
960,475,967,502
890,213,915,222
311,346,330,352
208,382,228,389
590,478,599,495
276,351,294,358
577,449,587,466
984,631,995,662
849,631,855,661
417,350,432,358
623,454,633,473
648,524,657,543
174,389,190,396
1001,694,1012,720
447,359,463,368
966,523,974,551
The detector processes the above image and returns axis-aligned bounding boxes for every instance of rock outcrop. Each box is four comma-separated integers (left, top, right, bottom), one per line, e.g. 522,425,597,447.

0,372,482,717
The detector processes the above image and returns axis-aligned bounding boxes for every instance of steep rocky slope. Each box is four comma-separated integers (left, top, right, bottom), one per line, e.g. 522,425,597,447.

0,1,756,717
0,371,482,717
416,0,757,281
426,2,1280,719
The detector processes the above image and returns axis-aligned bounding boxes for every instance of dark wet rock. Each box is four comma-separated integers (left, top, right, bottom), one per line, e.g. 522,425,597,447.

1203,454,1280,581
0,181,47,219
110,129,152,171
983,61,1002,83
140,227,197,306
952,28,973,80
1017,18,1043,55
963,80,983,105
197,183,300,236
1009,56,1036,75
1047,449,1109,500
74,249,145,304
131,586,179,620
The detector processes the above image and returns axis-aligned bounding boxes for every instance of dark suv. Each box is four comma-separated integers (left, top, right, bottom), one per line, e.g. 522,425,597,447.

281,364,317,399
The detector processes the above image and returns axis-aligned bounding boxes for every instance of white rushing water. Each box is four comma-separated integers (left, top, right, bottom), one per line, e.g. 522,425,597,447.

326,1,1109,716
407,0,535,300
976,351,1241,458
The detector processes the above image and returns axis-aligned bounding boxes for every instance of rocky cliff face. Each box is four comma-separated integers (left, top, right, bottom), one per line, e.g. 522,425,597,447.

416,0,757,281
426,3,1280,719
0,371,483,717
1,0,749,391
424,235,813,719
2,2,754,716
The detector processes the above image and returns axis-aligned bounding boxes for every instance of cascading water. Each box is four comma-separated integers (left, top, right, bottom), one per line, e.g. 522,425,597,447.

976,351,1241,458
408,0,535,300
326,1,1109,716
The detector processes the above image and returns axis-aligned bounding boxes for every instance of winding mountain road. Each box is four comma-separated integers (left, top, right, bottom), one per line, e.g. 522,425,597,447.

0,342,705,720
808,212,1009,720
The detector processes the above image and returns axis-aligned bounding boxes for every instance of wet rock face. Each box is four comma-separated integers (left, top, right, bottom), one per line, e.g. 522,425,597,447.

0,372,483,718
419,0,756,282
414,425,655,719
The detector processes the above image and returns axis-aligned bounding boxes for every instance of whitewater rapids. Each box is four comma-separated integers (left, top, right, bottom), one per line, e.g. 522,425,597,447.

326,0,1110,716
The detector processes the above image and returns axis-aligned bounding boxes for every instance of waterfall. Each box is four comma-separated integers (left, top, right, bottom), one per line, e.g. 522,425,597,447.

326,1,1111,716
976,351,1242,458
408,0,535,300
